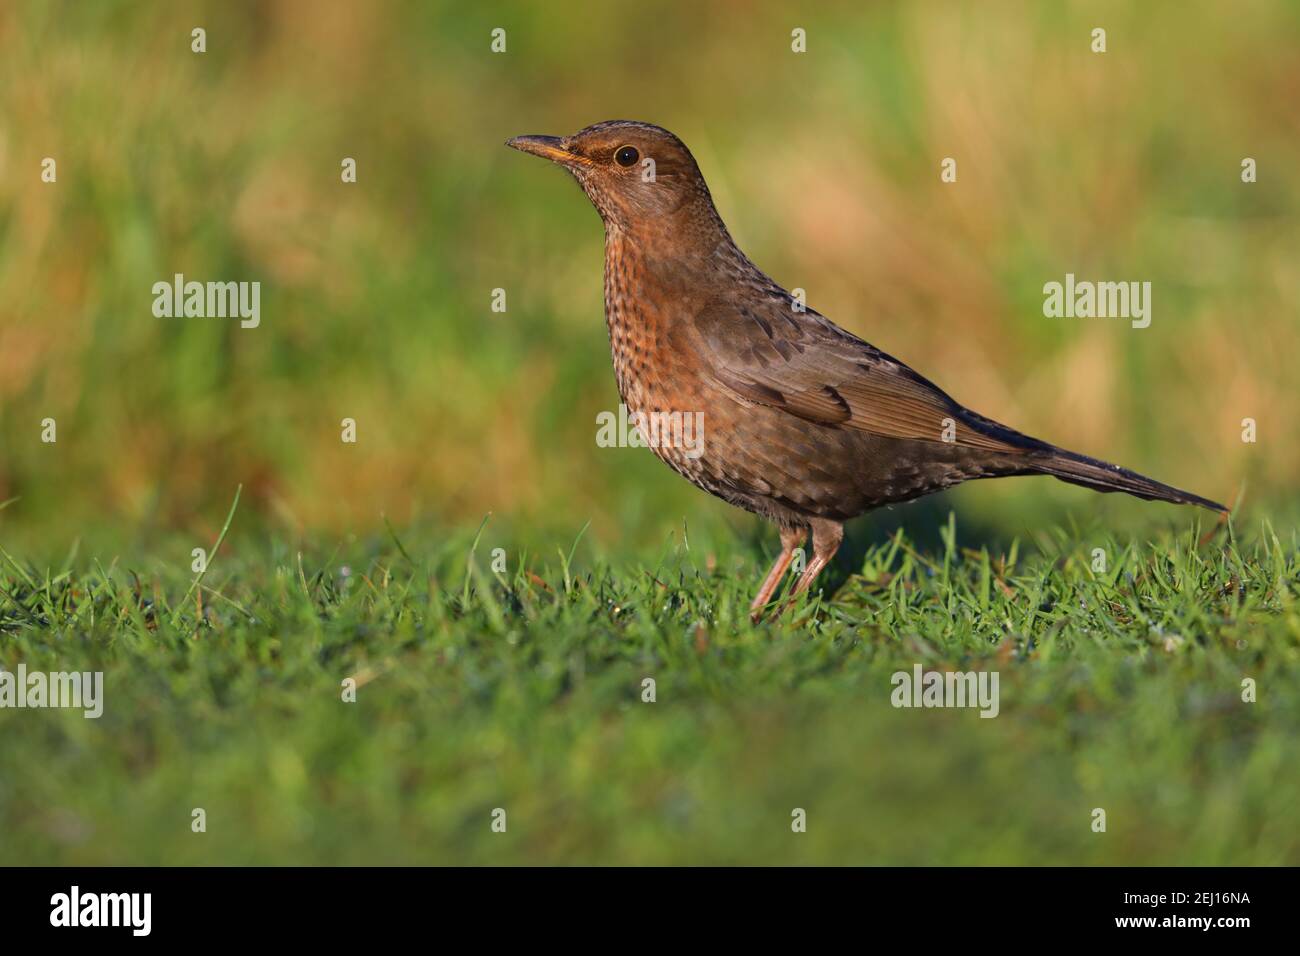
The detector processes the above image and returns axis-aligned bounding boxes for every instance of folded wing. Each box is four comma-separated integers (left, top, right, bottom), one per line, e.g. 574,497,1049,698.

691,296,1042,453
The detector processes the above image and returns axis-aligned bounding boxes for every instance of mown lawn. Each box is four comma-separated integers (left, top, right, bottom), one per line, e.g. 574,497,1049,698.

0,501,1296,865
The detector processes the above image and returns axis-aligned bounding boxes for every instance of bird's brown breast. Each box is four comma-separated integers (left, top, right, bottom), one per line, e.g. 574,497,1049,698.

602,231,710,476
603,231,855,522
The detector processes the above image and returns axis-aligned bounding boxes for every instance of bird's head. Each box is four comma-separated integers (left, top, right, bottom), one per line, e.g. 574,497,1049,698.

507,120,715,233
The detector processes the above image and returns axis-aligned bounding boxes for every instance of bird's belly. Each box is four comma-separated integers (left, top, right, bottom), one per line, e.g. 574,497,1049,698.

614,357,716,486
616,359,866,519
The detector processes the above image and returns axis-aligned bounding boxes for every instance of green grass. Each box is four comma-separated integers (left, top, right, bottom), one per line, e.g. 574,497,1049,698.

1,503,1296,865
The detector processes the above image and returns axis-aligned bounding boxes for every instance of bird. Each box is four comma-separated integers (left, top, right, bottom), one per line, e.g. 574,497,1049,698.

506,120,1227,620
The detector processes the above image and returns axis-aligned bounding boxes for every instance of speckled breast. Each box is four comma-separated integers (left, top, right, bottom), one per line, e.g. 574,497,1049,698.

601,240,726,496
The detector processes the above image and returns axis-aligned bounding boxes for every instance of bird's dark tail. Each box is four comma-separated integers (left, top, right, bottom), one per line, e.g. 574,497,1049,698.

1027,446,1228,513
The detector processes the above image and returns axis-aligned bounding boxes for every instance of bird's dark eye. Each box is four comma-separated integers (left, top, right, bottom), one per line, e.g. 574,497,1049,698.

614,145,639,167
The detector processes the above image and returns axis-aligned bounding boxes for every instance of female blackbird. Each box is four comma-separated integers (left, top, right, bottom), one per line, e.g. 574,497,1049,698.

508,121,1227,619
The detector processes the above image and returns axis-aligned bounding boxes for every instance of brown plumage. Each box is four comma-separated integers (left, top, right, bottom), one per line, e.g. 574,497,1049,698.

507,120,1227,619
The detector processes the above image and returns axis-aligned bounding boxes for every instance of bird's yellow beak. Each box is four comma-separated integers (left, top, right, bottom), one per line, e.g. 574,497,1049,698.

506,135,588,166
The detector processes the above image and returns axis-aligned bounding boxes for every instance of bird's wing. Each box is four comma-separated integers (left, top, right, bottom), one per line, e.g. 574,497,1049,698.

691,296,1032,452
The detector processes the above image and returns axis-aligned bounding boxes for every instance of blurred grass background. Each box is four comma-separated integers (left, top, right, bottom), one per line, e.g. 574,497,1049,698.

0,0,1295,554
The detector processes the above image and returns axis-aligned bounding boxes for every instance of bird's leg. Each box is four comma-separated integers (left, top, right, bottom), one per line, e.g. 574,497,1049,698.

749,525,806,621
783,518,845,610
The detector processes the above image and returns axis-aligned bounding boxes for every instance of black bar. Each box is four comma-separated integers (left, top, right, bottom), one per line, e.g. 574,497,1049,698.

0,866,1279,942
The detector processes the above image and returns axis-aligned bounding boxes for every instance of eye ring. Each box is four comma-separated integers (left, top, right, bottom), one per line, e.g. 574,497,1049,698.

614,145,640,167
